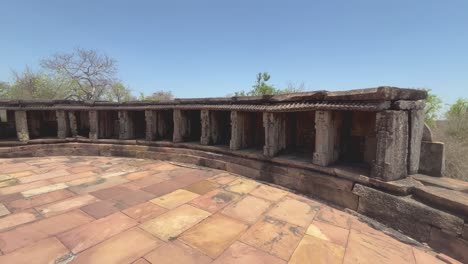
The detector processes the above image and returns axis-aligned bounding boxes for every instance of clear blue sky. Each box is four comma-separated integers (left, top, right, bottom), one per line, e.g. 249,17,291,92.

1,0,467,107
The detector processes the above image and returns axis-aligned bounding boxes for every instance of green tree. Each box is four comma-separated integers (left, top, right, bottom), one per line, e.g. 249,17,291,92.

0,82,10,99
445,98,468,139
105,83,135,102
423,89,443,127
139,90,174,101
234,72,307,96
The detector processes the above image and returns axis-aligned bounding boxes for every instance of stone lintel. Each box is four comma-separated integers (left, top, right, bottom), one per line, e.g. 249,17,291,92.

371,110,409,181
312,110,341,166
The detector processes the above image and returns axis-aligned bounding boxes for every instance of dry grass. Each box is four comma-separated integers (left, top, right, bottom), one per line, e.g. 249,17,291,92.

432,116,468,181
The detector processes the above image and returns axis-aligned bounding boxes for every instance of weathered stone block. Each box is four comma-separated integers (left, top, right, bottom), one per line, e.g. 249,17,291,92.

371,111,408,181
14,111,29,141
312,111,341,166
428,227,468,263
88,110,98,140
353,184,463,241
56,110,69,139
408,109,424,174
419,141,445,177
68,111,78,137
413,186,468,218
118,111,134,140
263,112,286,157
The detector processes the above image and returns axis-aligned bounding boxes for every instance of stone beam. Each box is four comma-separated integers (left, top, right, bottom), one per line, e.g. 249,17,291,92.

312,111,341,166
263,112,286,157
56,110,69,139
89,110,98,140
119,111,134,140
371,110,409,181
14,110,29,142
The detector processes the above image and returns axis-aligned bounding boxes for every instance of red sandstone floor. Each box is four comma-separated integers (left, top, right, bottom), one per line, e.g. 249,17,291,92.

0,156,458,264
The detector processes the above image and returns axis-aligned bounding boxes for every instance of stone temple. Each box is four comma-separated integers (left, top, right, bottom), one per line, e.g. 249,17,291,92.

0,86,466,263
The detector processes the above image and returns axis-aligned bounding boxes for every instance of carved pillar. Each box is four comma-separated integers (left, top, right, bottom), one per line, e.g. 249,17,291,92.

145,110,157,141
68,111,78,137
89,110,98,140
371,110,409,181
200,110,211,145
408,109,424,174
263,112,286,157
230,111,250,150
56,110,69,139
312,111,341,166
173,109,189,143
14,110,29,142
119,111,134,140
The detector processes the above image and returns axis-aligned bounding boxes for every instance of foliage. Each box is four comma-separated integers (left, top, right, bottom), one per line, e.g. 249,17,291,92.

40,48,119,101
139,90,174,101
234,72,306,96
423,89,443,127
105,83,135,102
0,82,9,98
444,98,468,140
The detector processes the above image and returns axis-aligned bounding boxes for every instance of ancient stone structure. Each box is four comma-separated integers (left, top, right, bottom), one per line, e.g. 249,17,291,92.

0,86,467,262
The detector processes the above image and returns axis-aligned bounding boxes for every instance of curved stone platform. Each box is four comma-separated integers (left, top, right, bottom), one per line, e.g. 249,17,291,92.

0,156,454,263
0,142,467,263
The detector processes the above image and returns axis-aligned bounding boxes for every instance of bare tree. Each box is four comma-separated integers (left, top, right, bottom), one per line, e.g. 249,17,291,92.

41,48,118,100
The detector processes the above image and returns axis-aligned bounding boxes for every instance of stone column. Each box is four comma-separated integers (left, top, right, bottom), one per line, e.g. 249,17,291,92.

14,110,29,142
68,111,78,137
156,112,170,139
263,112,286,157
89,110,98,140
371,110,409,181
200,110,211,145
173,109,189,143
56,110,69,139
312,111,342,166
145,110,157,141
408,109,424,174
118,111,134,140
230,111,250,150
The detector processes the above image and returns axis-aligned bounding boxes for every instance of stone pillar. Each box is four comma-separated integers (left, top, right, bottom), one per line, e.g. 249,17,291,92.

230,111,250,150
408,109,424,174
312,111,342,166
371,110,409,181
14,110,29,142
200,110,211,145
173,109,189,143
119,111,134,140
145,110,157,141
89,110,98,140
68,111,78,137
156,112,170,139
56,110,69,139
263,112,286,157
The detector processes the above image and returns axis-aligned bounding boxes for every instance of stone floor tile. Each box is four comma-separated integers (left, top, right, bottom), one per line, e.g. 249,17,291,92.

0,193,23,204
0,210,93,253
413,248,446,264
133,258,151,264
343,229,416,264
170,170,213,186
0,180,50,195
49,171,96,184
266,197,317,227
68,176,129,194
58,212,138,254
36,194,99,217
184,180,218,195
5,189,75,212
289,235,345,264
221,195,271,224
224,178,259,195
140,204,211,241
190,189,240,213
122,202,167,223
142,179,190,196
249,184,288,202
19,169,70,183
212,241,286,264
8,170,35,178
67,166,97,174
0,209,38,231
306,220,350,247
72,228,163,264
315,206,353,229
0,174,13,182
0,237,69,264
0,203,10,217
240,216,304,260
144,240,212,264
80,200,119,219
0,178,19,188
1,164,37,174
123,175,167,190
208,173,237,185
180,214,248,258
21,182,68,198
151,189,200,209
125,170,154,181
65,176,99,187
